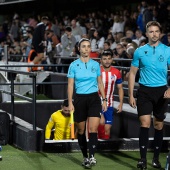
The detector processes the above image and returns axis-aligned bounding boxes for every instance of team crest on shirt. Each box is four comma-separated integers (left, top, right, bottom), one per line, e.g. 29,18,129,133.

111,74,116,81
91,66,96,73
158,55,164,62
111,75,115,79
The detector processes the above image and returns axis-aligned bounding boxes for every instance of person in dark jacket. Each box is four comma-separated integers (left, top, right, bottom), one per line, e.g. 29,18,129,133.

31,16,49,70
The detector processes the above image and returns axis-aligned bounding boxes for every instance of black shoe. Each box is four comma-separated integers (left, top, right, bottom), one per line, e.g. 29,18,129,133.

137,159,147,169
152,158,161,169
82,158,91,169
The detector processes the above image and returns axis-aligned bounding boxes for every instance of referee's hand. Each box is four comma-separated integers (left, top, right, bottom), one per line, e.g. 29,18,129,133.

129,96,136,108
164,88,170,98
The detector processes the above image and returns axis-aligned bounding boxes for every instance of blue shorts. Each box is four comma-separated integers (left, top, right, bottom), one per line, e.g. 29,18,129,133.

102,107,114,125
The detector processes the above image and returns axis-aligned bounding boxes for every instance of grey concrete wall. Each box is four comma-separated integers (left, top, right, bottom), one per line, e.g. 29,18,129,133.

1,101,170,139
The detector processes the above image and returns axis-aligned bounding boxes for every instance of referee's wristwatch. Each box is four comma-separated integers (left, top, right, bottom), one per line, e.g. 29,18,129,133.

102,98,107,102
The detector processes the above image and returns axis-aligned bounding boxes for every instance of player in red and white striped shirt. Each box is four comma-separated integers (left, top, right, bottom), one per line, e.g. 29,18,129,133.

98,50,124,139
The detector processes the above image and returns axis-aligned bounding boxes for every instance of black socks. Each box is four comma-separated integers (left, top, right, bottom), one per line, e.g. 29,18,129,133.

89,133,98,158
139,127,163,160
78,133,88,158
139,127,149,159
153,129,163,159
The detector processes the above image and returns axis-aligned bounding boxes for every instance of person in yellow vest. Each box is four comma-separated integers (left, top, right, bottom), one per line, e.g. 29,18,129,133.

45,99,74,140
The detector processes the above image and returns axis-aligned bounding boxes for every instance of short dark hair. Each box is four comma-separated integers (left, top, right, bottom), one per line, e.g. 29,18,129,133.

140,38,148,45
104,41,110,46
101,50,113,58
78,38,91,47
125,38,132,43
62,99,69,107
46,30,53,35
65,26,72,32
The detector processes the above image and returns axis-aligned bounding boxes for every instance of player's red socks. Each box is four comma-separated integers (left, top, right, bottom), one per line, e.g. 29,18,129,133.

103,134,110,139
98,124,105,139
98,124,110,139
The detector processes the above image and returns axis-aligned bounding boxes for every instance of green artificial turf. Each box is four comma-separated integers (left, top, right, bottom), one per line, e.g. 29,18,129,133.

25,94,51,100
0,145,168,170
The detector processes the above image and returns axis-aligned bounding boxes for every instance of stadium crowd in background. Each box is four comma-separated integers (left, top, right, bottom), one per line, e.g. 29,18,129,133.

0,0,169,73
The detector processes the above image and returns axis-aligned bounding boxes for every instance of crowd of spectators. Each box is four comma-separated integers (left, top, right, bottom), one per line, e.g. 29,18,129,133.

0,0,169,73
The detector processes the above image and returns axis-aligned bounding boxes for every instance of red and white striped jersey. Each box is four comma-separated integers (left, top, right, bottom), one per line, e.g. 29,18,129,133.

100,65,122,107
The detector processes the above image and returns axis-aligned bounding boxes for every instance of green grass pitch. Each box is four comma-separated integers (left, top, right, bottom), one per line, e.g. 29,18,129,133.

0,145,168,170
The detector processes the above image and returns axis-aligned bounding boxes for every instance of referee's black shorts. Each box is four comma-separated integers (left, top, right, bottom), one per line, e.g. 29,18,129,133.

74,92,102,123
136,84,168,121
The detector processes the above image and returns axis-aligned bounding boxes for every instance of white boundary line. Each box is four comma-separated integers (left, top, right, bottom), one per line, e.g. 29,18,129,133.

45,137,170,143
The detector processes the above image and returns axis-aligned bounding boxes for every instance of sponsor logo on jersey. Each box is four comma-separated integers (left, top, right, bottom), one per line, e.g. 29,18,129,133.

106,120,111,123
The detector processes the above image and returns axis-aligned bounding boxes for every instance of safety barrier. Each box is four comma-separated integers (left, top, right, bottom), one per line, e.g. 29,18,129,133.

0,68,37,130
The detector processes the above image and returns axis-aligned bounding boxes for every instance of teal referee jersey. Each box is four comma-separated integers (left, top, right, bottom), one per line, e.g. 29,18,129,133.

132,43,170,87
67,58,101,94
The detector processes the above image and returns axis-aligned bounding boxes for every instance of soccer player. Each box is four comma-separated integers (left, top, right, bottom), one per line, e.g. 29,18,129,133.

98,50,124,139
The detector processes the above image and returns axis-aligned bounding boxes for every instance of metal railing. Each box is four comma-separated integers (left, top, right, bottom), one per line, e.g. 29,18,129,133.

0,68,37,130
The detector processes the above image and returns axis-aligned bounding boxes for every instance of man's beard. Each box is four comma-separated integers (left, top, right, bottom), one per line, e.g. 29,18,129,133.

103,64,111,69
151,37,159,43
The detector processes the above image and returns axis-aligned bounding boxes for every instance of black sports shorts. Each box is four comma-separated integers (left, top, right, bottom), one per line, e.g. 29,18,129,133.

33,44,44,53
74,92,102,123
136,84,168,121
